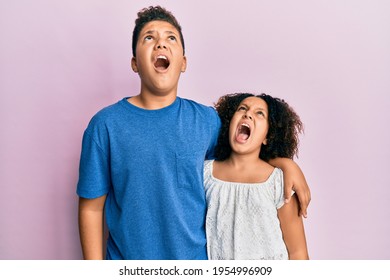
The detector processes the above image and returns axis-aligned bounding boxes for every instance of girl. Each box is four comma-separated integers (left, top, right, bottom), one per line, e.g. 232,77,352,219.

204,93,309,260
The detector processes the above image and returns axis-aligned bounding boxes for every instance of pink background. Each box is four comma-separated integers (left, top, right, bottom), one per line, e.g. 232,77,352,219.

1,0,389,259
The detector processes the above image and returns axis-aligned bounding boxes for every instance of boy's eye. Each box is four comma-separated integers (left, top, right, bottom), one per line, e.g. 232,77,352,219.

144,35,153,41
168,36,177,41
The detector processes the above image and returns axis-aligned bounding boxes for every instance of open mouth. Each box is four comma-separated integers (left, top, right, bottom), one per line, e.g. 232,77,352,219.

154,55,170,71
236,123,251,143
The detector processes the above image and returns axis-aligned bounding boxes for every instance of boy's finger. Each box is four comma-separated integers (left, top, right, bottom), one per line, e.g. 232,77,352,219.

284,185,292,203
298,193,309,218
299,205,308,218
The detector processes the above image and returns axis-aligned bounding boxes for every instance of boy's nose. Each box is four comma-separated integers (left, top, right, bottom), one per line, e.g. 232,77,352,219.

156,39,167,50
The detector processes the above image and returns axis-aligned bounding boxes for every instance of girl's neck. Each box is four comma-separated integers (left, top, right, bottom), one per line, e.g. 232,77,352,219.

214,155,274,184
224,153,261,168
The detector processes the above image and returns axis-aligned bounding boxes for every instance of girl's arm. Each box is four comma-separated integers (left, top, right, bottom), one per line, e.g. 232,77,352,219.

277,194,309,260
78,195,106,260
269,158,311,218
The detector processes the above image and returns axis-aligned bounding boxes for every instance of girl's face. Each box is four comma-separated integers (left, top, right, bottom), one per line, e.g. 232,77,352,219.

229,96,269,156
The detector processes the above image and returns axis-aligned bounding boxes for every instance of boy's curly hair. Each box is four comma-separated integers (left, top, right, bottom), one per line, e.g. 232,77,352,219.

214,93,304,161
132,6,185,57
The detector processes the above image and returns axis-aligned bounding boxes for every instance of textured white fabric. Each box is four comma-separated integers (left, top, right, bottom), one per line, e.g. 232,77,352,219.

204,160,289,260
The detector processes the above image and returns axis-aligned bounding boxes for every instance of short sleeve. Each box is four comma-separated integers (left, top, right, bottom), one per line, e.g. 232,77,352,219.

205,109,221,160
273,168,295,209
274,168,284,209
76,129,111,199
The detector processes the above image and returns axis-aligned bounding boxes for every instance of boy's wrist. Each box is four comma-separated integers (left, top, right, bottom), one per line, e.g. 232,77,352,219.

268,157,294,170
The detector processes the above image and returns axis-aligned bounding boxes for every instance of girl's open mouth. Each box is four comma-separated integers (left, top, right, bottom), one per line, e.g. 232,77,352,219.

236,123,251,143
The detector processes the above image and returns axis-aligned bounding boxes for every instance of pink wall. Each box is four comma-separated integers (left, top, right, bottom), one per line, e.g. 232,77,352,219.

1,0,389,259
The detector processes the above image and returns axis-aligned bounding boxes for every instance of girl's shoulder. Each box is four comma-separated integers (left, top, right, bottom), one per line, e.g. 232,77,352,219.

203,160,215,178
204,159,214,169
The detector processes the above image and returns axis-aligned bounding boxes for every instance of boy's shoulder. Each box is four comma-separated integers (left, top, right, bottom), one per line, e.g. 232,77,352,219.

86,98,127,128
178,97,218,116
94,98,125,116
177,98,221,133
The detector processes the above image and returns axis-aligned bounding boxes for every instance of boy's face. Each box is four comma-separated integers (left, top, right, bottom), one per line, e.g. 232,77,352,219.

229,97,269,156
131,20,187,96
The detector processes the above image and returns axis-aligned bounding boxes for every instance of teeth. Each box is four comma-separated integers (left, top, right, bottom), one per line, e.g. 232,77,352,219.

241,123,250,128
157,55,167,60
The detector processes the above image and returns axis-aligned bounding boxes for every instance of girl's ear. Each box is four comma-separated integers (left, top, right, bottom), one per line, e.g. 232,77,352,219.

263,139,268,145
131,57,138,73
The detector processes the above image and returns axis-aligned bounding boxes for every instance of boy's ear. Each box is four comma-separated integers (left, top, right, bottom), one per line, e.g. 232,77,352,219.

181,56,187,72
131,57,138,73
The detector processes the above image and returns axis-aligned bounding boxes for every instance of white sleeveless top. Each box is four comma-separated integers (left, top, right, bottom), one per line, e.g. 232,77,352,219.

204,160,289,260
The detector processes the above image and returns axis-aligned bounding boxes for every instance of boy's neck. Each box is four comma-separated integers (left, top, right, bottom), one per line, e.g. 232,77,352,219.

128,91,177,110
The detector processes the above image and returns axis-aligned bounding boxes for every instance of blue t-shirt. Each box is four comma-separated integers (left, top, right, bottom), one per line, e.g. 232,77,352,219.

77,97,221,259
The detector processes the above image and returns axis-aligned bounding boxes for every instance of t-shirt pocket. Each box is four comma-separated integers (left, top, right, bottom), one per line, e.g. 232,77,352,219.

176,151,203,189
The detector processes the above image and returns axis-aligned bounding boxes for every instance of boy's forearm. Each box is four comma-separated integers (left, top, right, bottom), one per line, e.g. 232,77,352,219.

79,208,104,259
78,197,106,260
269,157,310,217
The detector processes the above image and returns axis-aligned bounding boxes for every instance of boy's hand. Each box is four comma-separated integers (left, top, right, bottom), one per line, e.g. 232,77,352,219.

269,158,311,218
282,162,311,218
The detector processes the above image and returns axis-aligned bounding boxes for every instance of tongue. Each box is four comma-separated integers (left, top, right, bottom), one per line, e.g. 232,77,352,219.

156,66,166,71
155,59,168,70
236,132,249,143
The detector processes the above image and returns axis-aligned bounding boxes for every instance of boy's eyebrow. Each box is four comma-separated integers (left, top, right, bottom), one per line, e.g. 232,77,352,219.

142,30,178,36
142,30,156,36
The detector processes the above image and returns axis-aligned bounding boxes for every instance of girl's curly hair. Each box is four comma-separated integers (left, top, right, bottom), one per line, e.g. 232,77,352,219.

214,93,303,161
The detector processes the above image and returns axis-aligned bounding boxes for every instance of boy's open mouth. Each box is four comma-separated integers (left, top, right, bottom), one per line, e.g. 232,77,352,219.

154,55,170,71
236,123,251,143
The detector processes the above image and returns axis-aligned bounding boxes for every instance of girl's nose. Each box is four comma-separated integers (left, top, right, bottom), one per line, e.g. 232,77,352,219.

243,113,252,120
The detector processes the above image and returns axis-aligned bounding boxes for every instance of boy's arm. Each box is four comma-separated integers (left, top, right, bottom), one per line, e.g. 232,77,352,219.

277,195,309,260
78,195,107,260
268,158,311,218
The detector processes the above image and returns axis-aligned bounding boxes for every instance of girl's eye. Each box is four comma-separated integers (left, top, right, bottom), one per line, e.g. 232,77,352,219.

257,111,267,118
238,106,246,111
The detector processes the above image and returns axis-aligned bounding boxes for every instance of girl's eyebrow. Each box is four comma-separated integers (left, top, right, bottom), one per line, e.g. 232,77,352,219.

241,102,268,113
256,108,268,115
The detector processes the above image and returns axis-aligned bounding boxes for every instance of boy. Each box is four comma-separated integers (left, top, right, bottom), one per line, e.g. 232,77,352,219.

77,6,310,260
